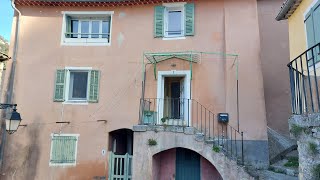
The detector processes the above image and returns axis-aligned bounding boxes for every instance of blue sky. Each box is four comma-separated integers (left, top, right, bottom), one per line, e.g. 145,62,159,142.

0,0,14,41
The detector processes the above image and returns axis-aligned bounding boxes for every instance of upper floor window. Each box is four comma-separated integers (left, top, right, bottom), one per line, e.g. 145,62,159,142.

61,11,113,46
165,6,184,37
154,3,195,39
54,67,100,104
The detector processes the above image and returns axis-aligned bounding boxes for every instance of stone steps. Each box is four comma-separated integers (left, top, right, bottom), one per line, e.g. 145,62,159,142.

269,159,298,177
254,170,298,180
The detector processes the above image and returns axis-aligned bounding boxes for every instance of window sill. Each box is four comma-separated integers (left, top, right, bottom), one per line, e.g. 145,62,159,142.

61,38,110,46
61,42,111,46
49,162,76,167
162,36,186,40
63,101,89,105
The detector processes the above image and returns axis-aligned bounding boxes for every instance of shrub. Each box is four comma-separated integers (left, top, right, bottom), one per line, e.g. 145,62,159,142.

161,117,168,124
212,146,220,153
148,139,157,146
309,142,318,154
313,164,320,179
290,124,305,137
284,157,299,168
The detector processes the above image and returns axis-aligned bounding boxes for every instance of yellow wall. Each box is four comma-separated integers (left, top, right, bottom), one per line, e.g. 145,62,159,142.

288,0,313,59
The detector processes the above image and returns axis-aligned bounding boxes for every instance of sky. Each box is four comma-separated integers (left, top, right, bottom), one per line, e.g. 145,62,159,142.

0,0,14,41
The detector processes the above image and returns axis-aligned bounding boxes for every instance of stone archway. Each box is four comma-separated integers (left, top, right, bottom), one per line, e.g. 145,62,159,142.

152,147,222,180
132,130,253,180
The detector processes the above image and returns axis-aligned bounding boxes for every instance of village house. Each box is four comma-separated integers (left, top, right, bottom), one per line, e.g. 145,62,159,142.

277,0,320,179
0,0,293,179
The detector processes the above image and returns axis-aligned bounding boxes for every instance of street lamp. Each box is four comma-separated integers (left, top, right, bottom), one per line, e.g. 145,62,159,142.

0,52,10,62
0,104,22,134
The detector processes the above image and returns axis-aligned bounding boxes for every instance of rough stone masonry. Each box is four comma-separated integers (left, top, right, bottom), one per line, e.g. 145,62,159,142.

289,114,320,180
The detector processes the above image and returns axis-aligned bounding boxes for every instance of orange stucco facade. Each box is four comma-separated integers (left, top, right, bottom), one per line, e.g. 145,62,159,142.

0,0,271,179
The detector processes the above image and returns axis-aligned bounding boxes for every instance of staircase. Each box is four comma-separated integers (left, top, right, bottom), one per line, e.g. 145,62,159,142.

132,124,253,179
140,98,245,165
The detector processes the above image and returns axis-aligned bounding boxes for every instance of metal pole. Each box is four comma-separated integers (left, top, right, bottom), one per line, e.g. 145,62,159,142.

236,56,240,131
241,132,244,165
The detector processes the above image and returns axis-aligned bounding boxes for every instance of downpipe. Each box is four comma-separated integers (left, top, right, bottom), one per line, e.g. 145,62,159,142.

0,0,21,171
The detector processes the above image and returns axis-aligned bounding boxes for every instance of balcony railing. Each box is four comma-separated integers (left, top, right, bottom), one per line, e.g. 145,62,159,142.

288,42,320,114
139,98,244,165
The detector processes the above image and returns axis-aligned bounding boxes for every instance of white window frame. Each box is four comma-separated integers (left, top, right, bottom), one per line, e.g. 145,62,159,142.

64,67,92,104
49,134,80,167
163,2,186,39
61,11,114,46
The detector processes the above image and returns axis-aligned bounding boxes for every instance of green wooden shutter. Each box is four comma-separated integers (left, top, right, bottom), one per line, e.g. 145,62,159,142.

54,69,66,102
312,3,320,63
154,6,165,38
185,3,195,36
306,12,315,48
313,4,320,44
51,136,77,164
89,70,100,103
66,15,71,38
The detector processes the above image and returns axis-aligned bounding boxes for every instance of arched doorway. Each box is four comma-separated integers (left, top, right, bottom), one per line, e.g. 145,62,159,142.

152,148,222,180
108,129,133,155
108,129,133,180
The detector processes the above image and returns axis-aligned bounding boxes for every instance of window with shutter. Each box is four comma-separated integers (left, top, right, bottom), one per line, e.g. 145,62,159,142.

154,3,195,39
49,134,79,166
53,68,100,104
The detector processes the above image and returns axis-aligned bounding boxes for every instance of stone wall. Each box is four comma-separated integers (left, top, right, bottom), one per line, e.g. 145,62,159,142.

132,125,254,180
289,114,320,180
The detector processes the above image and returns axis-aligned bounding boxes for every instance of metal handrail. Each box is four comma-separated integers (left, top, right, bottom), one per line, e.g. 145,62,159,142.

139,97,244,165
287,42,320,114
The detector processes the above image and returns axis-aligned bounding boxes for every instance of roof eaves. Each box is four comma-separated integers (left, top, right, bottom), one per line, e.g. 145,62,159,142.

276,0,302,21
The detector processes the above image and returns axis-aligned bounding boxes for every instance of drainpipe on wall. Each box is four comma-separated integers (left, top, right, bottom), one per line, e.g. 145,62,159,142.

0,0,21,171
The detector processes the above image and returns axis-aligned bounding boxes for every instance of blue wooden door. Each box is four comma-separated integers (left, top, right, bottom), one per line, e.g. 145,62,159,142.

176,148,201,180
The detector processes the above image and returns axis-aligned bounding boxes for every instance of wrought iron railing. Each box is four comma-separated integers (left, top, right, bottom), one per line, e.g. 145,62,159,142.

288,42,320,114
139,98,244,165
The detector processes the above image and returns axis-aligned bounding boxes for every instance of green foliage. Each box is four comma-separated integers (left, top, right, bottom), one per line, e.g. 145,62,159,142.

290,124,305,137
0,35,9,54
313,164,320,179
284,157,299,168
212,146,220,153
144,110,153,117
309,142,318,154
147,138,157,146
268,166,286,174
161,117,168,123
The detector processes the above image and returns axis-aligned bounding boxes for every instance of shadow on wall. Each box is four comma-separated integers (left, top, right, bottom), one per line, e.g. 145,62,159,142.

2,117,40,180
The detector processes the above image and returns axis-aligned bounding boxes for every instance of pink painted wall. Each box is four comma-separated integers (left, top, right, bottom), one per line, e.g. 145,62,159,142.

2,0,268,179
153,148,176,180
201,157,223,180
153,148,223,180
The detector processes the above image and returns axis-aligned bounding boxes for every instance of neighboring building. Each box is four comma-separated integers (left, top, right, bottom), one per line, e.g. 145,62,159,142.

0,0,291,179
258,0,291,135
277,0,320,179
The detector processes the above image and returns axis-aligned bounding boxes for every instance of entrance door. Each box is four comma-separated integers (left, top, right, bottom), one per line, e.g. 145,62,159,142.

176,148,201,180
171,82,180,119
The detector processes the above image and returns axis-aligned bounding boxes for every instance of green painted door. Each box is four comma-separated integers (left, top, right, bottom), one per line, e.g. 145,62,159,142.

176,148,201,180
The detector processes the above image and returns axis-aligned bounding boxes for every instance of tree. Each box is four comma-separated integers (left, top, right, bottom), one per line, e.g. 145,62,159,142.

0,35,9,54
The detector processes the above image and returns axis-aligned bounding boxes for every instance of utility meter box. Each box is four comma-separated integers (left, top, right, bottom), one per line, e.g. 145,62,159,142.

218,113,229,123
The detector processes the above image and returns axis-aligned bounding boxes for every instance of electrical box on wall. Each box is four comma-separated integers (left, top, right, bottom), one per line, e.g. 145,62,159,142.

218,113,229,123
